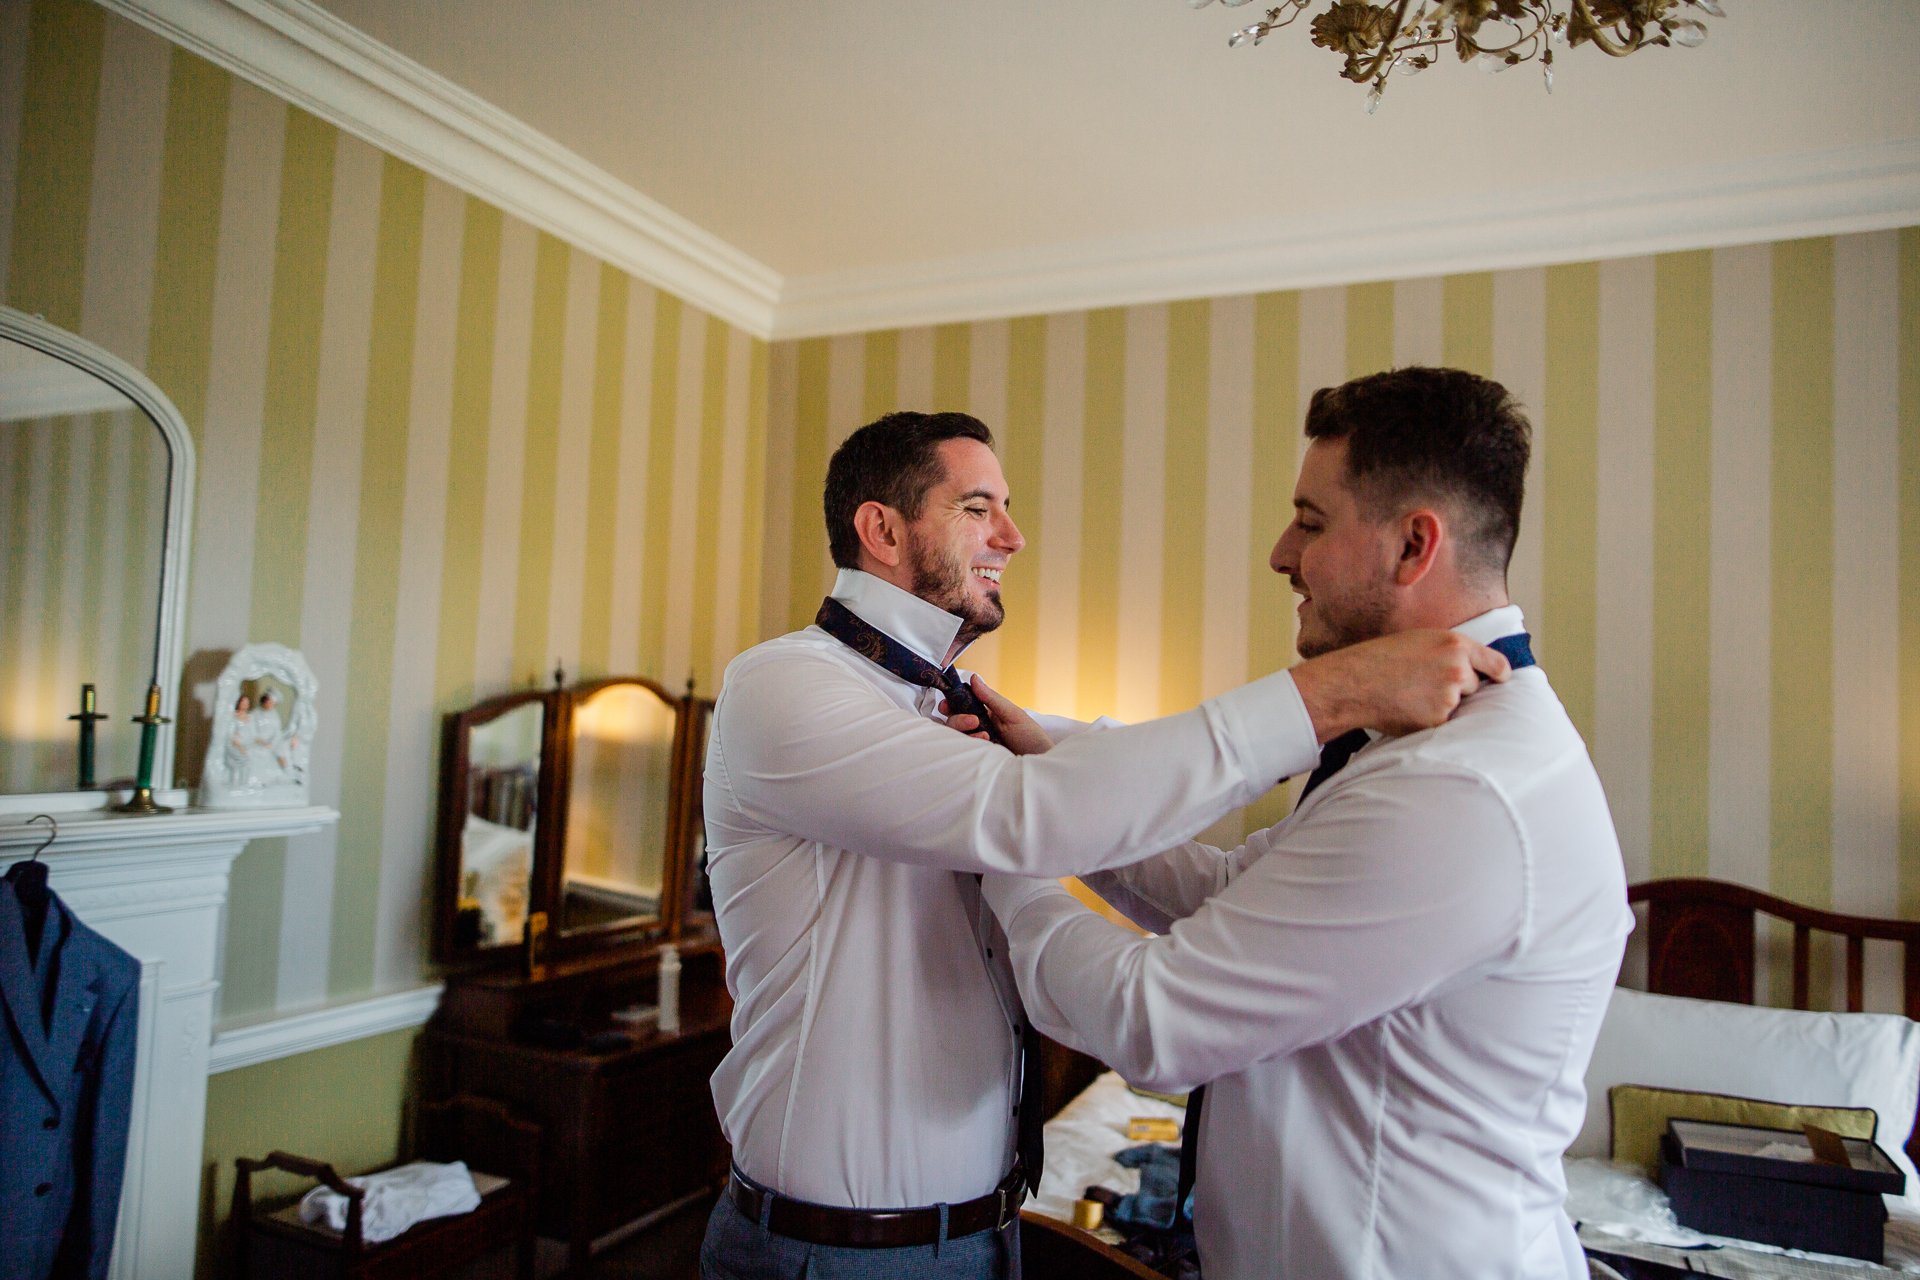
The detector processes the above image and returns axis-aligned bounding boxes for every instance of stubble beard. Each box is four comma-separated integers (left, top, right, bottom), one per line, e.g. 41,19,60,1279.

1294,575,1395,660
907,532,1004,654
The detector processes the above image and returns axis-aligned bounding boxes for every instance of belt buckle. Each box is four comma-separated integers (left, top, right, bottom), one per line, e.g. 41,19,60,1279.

994,1184,1014,1231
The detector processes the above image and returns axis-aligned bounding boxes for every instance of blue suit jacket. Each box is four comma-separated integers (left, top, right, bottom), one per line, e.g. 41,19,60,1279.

0,880,139,1280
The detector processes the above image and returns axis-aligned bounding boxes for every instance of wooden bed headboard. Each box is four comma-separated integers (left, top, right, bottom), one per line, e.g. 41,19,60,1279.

1631,877,1920,1164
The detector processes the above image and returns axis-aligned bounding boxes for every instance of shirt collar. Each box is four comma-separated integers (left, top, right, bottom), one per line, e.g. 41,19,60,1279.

1355,604,1527,746
1449,603,1527,647
827,568,967,670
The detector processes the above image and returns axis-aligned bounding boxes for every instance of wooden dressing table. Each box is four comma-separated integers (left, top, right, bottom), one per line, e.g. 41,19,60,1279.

422,679,727,1275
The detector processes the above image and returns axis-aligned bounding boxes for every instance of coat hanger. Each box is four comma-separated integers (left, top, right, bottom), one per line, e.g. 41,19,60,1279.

6,815,55,962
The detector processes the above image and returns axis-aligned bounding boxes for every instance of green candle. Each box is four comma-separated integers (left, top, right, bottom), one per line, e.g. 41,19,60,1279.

114,683,173,815
68,683,107,789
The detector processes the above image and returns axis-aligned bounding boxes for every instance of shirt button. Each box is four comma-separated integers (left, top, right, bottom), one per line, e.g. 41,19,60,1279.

35,1183,52,1196
43,1116,58,1130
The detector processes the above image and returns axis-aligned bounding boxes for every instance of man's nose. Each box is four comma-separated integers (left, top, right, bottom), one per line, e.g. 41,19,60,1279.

1270,531,1296,576
995,511,1025,554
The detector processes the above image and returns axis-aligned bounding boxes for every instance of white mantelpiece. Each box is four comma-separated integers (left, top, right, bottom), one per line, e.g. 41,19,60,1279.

0,804,338,1280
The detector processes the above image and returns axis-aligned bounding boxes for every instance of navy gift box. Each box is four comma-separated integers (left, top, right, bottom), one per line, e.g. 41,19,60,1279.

1659,1118,1905,1263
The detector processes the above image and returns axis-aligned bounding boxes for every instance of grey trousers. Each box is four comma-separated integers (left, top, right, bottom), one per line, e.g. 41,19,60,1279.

698,1186,1018,1280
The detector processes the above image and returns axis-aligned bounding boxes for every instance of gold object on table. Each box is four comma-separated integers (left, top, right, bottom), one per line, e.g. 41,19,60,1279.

114,683,173,814
1126,1117,1181,1143
1070,1199,1105,1231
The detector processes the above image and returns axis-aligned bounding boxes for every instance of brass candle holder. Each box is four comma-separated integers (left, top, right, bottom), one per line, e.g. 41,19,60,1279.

113,683,174,815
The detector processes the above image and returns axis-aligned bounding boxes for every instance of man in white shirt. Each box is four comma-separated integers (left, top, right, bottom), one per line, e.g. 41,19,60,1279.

980,368,1633,1280
697,409,1513,1280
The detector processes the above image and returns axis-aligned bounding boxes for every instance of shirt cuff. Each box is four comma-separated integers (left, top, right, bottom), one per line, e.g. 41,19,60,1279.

1203,668,1321,795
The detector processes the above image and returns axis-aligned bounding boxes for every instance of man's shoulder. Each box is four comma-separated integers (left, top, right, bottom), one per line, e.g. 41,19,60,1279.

727,627,854,675
718,628,892,708
1381,670,1596,795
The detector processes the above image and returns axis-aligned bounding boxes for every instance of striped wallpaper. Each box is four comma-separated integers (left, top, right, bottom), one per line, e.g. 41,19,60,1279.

0,0,769,1021
764,234,1920,1011
4,0,1919,1031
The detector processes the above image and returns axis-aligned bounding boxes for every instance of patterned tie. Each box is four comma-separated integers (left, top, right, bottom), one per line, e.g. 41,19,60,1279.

815,596,1041,1190
1174,632,1540,1224
814,597,1006,745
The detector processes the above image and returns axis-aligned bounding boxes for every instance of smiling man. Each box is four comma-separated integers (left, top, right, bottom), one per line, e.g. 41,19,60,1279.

697,409,1512,1280
978,369,1633,1280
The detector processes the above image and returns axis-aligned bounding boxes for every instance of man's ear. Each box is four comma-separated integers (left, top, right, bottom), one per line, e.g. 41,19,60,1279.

1393,509,1444,587
853,500,907,570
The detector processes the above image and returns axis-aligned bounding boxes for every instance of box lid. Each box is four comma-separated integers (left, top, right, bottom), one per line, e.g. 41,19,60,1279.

1666,1118,1906,1195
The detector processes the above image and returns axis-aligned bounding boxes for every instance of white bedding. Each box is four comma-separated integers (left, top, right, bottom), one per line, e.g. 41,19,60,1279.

1032,1071,1920,1276
1030,1070,1187,1225
1568,1157,1920,1275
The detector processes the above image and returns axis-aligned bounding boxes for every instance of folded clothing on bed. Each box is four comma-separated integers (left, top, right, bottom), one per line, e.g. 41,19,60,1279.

1108,1143,1190,1231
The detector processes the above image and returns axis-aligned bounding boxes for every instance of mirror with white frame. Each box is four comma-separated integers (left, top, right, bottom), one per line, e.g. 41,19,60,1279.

0,306,194,811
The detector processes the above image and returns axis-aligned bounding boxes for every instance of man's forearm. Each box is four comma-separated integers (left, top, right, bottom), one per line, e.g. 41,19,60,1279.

1079,839,1233,933
720,656,1320,878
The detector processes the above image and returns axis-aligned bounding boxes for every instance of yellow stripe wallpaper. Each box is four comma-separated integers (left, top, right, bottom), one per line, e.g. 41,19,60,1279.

4,0,1920,1052
1,0,769,1020
763,236,1920,1010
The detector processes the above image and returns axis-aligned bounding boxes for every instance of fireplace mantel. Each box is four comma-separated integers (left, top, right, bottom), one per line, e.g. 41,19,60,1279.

1,804,339,1279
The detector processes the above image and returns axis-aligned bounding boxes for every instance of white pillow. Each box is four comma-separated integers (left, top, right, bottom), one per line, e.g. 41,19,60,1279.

1572,986,1920,1203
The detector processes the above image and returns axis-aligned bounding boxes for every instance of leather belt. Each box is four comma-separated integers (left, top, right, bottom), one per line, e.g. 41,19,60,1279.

727,1161,1025,1249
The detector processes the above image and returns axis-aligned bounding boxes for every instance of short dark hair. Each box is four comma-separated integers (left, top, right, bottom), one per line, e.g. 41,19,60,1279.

1303,366,1531,580
824,411,996,569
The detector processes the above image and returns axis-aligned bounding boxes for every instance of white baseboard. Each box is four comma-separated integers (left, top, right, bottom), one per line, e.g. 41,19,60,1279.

209,983,444,1073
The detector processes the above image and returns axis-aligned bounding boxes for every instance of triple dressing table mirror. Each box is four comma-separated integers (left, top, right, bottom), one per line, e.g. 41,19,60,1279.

427,676,728,1273
433,675,712,969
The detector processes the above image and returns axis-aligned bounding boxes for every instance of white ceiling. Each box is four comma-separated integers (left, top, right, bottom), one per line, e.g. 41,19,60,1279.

310,0,1919,281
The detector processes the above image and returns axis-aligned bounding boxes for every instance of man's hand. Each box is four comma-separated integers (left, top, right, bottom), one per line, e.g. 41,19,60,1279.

940,676,1056,755
1290,630,1510,742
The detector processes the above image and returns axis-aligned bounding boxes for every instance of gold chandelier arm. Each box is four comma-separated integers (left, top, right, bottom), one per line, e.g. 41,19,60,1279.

1357,0,1418,83
1453,6,1552,62
1569,0,1642,57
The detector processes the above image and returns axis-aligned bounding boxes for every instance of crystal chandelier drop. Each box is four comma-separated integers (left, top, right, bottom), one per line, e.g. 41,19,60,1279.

1191,0,1724,112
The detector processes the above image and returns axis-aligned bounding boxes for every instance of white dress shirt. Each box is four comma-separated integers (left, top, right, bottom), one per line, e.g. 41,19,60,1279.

986,607,1634,1280
702,568,1322,1210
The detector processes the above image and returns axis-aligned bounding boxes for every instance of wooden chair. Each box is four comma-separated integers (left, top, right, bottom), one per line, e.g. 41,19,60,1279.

1020,1210,1168,1280
233,1094,539,1280
1630,877,1920,1165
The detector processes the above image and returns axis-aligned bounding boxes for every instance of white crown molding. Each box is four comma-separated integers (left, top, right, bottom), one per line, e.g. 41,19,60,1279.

95,0,782,337
772,139,1920,339
85,1,1920,343
209,982,444,1073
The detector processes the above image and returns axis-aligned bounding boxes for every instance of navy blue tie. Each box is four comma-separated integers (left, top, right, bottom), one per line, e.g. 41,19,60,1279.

1487,631,1536,672
1177,631,1539,1224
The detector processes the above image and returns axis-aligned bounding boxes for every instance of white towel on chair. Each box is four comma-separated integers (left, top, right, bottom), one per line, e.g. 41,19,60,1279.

297,1160,482,1244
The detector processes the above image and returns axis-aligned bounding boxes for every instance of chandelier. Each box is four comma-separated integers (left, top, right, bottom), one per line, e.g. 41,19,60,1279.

1191,0,1724,112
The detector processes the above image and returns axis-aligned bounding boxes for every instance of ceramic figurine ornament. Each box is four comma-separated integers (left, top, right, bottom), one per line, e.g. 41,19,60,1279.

200,643,318,809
